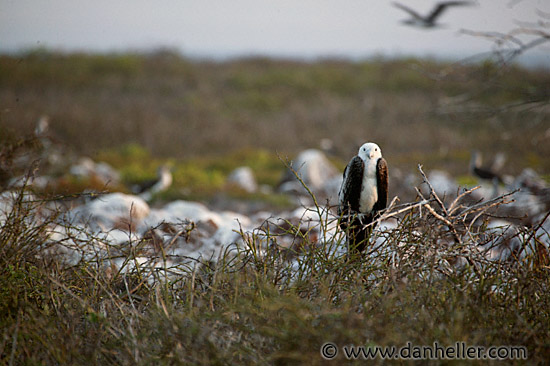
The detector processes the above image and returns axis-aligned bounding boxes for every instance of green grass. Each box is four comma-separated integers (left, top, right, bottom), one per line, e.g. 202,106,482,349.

93,143,287,204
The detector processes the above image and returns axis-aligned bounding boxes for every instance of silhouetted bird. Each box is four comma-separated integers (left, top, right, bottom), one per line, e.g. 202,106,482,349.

393,1,474,28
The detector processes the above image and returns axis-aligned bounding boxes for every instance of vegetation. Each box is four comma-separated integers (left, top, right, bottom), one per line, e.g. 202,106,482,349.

1,50,549,176
1,171,549,365
95,143,288,203
1,50,549,364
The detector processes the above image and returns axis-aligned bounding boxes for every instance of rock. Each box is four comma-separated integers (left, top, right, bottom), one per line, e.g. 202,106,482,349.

162,200,215,223
0,191,45,226
322,175,343,205
511,168,547,194
69,157,120,185
425,170,458,198
7,175,51,190
278,149,339,199
64,193,149,231
95,162,121,185
478,220,522,262
226,166,258,193
141,200,251,250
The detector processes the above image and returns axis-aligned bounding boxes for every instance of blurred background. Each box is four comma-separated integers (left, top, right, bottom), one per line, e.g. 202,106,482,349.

2,0,549,63
1,0,549,205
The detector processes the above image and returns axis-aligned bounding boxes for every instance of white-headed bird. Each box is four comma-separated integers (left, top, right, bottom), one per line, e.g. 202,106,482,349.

338,142,389,254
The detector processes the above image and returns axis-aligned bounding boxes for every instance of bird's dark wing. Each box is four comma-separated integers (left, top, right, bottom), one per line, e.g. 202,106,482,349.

392,2,424,20
373,158,389,213
338,156,364,216
473,167,503,183
132,178,157,194
427,1,473,23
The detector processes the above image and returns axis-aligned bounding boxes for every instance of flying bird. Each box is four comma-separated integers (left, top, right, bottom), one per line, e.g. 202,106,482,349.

393,1,475,28
338,142,389,255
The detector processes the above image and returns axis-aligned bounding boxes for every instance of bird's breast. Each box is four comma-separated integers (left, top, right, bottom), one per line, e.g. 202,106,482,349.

359,162,378,213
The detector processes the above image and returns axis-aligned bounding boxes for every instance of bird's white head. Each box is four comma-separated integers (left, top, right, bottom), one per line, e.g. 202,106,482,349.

158,164,173,176
358,142,382,161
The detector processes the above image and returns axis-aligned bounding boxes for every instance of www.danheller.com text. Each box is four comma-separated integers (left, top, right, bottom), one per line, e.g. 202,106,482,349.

320,341,528,361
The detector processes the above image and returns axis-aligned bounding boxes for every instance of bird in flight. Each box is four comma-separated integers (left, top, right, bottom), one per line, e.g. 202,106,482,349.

393,1,475,28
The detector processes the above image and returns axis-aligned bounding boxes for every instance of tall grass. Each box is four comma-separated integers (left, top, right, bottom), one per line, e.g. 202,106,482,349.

1,166,548,365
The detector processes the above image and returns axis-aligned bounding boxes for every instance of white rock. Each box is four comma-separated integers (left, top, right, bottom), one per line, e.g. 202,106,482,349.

70,157,96,178
162,200,215,223
0,191,42,226
323,175,343,205
479,220,522,262
511,168,546,192
7,175,51,190
279,149,339,196
227,166,258,193
426,170,458,198
69,157,120,185
95,162,121,184
533,213,550,251
64,193,149,231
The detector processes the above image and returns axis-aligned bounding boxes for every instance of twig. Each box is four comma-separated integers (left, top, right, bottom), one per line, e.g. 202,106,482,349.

359,198,433,230
418,164,449,216
521,209,550,254
460,189,518,219
448,186,481,215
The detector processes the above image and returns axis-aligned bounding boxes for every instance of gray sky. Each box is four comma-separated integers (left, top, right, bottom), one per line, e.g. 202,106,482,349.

1,0,548,64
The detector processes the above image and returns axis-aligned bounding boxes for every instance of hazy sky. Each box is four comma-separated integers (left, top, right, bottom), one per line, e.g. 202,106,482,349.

1,0,549,64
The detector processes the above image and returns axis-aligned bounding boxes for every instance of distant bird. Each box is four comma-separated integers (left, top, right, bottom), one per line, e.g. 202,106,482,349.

319,138,336,156
469,150,504,198
133,165,173,201
393,1,474,28
34,115,50,138
469,151,503,183
34,115,52,151
338,142,389,254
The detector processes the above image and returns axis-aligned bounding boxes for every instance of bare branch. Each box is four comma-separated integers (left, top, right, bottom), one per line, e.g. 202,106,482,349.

417,164,449,216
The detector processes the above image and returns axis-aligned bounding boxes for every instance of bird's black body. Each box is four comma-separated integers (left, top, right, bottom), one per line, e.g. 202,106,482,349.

133,178,158,194
470,151,504,183
472,166,503,183
338,154,388,254
393,1,474,28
